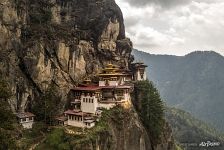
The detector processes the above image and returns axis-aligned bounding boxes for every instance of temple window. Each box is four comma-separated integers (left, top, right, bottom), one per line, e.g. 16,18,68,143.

117,91,123,96
140,74,144,79
105,80,109,86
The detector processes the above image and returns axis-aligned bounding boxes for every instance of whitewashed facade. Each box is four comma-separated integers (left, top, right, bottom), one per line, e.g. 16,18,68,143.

16,112,35,129
132,62,147,81
81,94,98,114
67,115,85,128
135,69,147,81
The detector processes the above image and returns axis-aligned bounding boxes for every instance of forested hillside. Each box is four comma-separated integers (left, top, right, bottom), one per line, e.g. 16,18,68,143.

133,49,224,132
165,107,224,150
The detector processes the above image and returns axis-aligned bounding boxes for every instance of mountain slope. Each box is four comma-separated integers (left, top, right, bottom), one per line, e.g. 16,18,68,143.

133,49,224,132
165,107,224,150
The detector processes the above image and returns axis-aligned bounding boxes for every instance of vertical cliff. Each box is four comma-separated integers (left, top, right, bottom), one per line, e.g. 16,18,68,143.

0,0,133,112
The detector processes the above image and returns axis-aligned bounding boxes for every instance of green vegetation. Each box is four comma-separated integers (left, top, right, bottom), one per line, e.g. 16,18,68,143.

33,84,62,124
132,80,165,143
133,49,224,132
29,1,53,24
67,106,126,148
36,106,127,149
0,78,11,100
36,128,69,150
45,128,70,150
0,77,17,150
19,122,47,149
0,99,15,130
0,130,18,150
166,107,224,150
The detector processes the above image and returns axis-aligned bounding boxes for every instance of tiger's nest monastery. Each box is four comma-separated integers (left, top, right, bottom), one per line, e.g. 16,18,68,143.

56,62,147,128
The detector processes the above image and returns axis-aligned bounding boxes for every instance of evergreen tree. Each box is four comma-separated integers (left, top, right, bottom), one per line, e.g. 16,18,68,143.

46,128,70,150
33,83,62,124
0,76,17,149
0,77,11,100
133,80,165,143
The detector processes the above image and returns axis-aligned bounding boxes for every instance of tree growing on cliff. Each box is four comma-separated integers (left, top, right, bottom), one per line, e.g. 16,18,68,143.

0,77,16,129
0,76,17,149
33,83,62,124
45,128,70,150
0,77,12,101
133,80,165,143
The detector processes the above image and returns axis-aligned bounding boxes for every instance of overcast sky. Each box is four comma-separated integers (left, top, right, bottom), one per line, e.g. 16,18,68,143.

116,0,224,56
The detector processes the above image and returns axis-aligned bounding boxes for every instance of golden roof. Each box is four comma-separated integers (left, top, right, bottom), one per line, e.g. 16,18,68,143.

98,73,129,76
106,63,114,68
98,64,130,77
100,63,119,73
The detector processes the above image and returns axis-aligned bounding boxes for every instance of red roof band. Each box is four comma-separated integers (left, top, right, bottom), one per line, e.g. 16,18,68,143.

72,85,132,91
64,109,88,116
16,112,35,118
73,86,101,91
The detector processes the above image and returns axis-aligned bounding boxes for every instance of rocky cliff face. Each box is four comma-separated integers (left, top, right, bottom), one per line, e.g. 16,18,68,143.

0,0,133,112
71,107,175,150
72,108,152,150
0,0,174,149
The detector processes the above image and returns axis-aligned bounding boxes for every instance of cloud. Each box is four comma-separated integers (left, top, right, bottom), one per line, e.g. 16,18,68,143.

116,0,224,56
125,0,191,8
124,0,223,8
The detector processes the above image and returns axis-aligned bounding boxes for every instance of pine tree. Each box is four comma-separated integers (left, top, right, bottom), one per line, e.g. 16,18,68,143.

133,80,165,143
33,83,62,124
0,76,17,149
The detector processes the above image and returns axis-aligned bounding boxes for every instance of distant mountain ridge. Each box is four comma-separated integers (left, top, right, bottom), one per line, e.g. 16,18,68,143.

165,107,224,150
133,49,224,132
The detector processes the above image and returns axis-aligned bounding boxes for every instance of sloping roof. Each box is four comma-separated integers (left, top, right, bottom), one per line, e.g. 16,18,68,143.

55,116,68,121
84,120,95,123
73,86,101,91
132,62,148,67
98,73,128,76
64,109,87,116
100,85,133,89
16,112,35,118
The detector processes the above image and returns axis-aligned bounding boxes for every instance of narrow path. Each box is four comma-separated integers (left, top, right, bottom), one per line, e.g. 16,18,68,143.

28,131,46,150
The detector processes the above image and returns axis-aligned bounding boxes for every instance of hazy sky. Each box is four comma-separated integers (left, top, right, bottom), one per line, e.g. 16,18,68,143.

116,0,224,56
